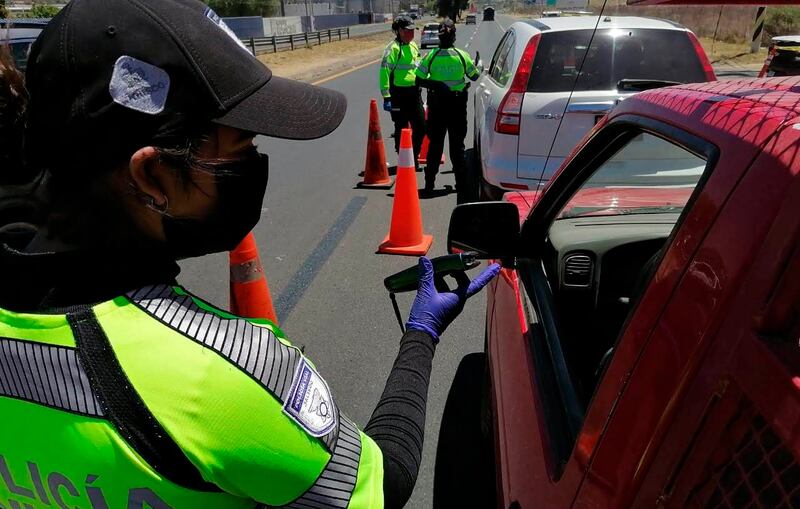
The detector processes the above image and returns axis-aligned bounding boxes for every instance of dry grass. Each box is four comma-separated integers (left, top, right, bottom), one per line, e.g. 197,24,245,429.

592,3,800,43
256,31,391,82
700,37,768,66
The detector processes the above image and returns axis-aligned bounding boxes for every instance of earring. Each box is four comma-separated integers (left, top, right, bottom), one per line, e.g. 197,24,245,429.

145,195,169,214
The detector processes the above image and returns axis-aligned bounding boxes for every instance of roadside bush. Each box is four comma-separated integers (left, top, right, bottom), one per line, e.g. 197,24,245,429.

764,7,800,40
22,5,60,18
204,0,279,17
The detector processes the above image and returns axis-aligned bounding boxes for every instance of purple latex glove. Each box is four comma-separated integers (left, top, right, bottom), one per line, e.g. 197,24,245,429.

406,257,502,342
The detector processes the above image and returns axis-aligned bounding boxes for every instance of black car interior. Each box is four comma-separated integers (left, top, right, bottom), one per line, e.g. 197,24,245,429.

542,213,680,408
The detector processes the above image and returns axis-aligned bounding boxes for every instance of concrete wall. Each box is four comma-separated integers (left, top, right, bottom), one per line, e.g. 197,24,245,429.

310,13,360,30
263,16,304,36
224,11,390,38
283,3,336,17
223,16,266,38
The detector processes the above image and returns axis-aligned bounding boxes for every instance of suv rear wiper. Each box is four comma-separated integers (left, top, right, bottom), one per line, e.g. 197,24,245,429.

617,79,682,92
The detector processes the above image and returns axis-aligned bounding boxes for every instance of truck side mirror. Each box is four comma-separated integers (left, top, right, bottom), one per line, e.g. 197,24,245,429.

447,202,520,264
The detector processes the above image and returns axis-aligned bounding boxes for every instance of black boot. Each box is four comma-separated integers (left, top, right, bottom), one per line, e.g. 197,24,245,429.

424,175,435,192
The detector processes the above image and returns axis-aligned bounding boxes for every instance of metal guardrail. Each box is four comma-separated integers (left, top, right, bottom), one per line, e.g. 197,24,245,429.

245,27,351,56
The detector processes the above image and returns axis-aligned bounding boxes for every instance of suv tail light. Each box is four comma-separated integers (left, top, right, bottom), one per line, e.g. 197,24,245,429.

495,34,541,135
687,31,716,81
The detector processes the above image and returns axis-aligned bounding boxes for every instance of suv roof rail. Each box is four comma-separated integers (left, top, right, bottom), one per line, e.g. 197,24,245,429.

524,20,550,31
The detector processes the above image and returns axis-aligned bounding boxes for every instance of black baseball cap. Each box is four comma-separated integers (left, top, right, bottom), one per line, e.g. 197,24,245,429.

393,15,416,30
25,0,347,173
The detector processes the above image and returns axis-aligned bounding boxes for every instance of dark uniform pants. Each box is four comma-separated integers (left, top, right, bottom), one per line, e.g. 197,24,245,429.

425,89,468,196
389,85,425,165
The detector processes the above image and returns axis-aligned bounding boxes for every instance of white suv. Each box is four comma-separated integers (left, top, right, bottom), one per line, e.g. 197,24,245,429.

473,16,715,199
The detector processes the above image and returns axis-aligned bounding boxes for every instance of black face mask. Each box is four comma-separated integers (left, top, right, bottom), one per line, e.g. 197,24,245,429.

162,150,269,259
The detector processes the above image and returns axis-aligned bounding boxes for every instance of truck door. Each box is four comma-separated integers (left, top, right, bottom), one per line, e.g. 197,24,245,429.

621,120,800,508
489,115,720,508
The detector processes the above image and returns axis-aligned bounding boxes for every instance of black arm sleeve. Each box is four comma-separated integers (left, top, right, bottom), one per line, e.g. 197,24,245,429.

363,329,436,509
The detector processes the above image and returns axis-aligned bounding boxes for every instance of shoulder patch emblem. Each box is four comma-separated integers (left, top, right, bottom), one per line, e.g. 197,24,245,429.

283,358,337,437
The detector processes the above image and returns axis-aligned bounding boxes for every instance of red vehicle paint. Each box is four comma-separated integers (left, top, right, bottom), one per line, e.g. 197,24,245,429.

444,76,800,509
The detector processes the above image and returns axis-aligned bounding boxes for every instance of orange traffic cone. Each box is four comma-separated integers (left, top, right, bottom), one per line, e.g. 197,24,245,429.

229,232,278,324
418,105,445,166
378,128,434,256
358,99,393,189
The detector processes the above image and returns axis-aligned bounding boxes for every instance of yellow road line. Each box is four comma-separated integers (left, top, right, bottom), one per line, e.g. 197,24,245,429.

312,58,383,86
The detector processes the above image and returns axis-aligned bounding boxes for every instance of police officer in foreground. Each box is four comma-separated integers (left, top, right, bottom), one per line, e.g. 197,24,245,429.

0,1,499,508
415,19,481,202
380,15,425,166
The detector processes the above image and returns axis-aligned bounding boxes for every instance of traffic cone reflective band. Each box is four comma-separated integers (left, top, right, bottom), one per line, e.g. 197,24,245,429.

229,232,278,324
378,128,433,256
418,106,445,165
358,99,393,189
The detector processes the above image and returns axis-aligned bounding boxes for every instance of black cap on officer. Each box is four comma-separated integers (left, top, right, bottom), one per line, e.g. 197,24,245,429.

24,0,347,174
392,15,416,33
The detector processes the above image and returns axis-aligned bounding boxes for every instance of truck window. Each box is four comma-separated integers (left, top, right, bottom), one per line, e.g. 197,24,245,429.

521,125,715,468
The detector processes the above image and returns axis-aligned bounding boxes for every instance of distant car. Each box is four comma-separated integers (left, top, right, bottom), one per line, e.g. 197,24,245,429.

472,16,715,200
483,6,495,21
420,22,440,49
409,11,419,20
767,35,800,76
466,14,477,25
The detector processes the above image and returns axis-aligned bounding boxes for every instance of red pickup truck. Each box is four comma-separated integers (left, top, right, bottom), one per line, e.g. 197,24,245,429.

438,76,800,508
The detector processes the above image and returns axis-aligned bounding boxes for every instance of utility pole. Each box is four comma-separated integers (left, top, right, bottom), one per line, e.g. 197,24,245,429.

751,6,767,54
304,0,315,31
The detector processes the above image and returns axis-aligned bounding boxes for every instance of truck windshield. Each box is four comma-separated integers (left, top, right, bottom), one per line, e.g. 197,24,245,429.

557,132,706,219
528,28,708,93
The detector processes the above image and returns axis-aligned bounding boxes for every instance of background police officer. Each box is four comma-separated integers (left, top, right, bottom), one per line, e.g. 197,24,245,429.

415,19,481,202
380,15,425,166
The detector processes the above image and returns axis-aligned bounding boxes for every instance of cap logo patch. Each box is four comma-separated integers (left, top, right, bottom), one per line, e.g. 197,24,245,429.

283,357,337,437
204,7,253,55
109,56,170,115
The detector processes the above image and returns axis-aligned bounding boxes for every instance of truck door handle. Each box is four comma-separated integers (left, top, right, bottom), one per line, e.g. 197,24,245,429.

566,101,615,115
482,90,491,96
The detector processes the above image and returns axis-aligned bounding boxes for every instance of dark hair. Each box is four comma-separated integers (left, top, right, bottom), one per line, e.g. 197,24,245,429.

0,42,29,185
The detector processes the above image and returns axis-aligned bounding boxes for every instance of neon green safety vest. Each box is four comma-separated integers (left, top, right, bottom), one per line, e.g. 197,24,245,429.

415,47,480,92
379,40,420,97
0,284,384,508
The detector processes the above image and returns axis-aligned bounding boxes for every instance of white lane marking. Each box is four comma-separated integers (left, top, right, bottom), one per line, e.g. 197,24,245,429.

465,22,479,49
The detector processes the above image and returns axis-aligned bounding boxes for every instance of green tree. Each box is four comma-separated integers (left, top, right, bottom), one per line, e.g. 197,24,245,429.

204,0,279,17
24,4,61,18
435,0,468,20
0,0,8,19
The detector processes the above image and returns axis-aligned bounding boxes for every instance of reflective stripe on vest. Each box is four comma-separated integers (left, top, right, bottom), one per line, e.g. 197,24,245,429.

425,48,471,91
0,286,375,508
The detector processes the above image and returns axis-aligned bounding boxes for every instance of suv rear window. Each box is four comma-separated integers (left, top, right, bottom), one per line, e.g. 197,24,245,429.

527,28,707,93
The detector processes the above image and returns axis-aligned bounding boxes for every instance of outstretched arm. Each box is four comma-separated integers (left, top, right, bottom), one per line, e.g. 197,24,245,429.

364,258,500,508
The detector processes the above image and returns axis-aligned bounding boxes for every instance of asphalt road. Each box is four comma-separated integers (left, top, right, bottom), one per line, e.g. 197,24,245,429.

178,17,511,509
